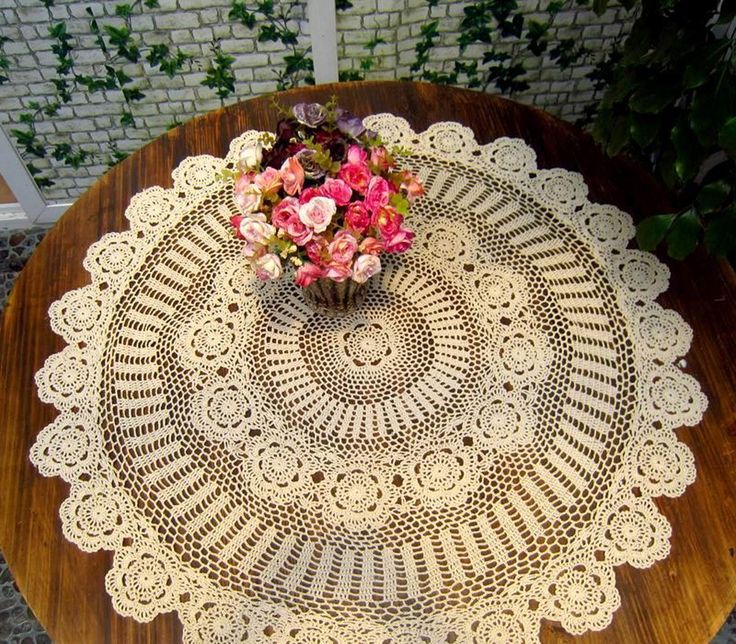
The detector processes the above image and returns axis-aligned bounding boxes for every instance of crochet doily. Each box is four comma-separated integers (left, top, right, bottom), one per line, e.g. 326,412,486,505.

32,115,707,643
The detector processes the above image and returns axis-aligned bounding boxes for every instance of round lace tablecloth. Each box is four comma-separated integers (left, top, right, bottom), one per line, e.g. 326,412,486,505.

32,116,707,643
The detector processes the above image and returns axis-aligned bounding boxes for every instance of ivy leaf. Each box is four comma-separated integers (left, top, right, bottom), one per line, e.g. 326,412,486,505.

592,0,608,15
629,113,659,148
666,209,701,259
122,87,145,102
718,116,736,154
671,121,703,183
144,0,159,7
229,1,256,28
115,4,133,18
636,214,674,250
256,0,274,15
704,205,736,256
120,111,135,127
696,180,731,214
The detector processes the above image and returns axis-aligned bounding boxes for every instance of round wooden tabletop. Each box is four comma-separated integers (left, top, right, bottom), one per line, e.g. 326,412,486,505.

1,81,734,644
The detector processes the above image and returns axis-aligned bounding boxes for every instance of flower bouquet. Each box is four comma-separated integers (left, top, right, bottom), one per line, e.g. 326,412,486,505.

227,98,424,316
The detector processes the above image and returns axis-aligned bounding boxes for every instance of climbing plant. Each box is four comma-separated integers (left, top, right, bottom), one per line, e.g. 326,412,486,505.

409,0,592,92
229,0,313,90
3,0,318,189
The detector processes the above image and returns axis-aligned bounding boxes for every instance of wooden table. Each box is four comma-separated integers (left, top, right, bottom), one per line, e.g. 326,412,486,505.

1,81,734,644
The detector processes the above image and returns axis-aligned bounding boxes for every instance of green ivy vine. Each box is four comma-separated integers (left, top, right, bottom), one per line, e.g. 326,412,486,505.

229,0,313,91
409,0,592,92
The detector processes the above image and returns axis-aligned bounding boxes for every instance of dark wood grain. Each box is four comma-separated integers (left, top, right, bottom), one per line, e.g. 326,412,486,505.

1,81,734,644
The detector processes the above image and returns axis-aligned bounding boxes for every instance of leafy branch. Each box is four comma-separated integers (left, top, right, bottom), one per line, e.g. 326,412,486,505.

588,0,736,261
228,0,313,90
202,39,236,103
339,34,387,81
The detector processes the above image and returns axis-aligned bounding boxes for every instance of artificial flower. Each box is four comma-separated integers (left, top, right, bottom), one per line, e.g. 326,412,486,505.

352,254,381,283
299,196,336,233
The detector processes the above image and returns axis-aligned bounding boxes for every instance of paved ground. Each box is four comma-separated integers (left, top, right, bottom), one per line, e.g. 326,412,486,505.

1,226,734,643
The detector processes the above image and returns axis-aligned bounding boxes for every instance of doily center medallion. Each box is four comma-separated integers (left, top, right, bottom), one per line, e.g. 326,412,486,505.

30,117,707,644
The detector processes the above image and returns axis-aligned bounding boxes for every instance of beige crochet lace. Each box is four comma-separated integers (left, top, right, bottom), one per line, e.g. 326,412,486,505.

32,115,707,643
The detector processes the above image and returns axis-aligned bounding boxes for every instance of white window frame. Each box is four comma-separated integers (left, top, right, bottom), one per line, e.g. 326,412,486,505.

0,124,71,230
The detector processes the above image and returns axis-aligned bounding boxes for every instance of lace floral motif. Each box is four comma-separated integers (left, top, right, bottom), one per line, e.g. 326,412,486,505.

32,117,707,643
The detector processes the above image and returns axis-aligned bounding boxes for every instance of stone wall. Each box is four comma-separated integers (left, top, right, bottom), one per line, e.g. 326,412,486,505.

0,0,632,201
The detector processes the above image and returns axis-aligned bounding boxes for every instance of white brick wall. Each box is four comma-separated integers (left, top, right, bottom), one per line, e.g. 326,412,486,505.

336,0,632,119
0,0,632,201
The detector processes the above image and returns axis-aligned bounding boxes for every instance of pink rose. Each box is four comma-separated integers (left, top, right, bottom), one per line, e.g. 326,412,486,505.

285,214,314,245
254,167,283,197
384,225,415,253
358,236,384,255
242,241,264,259
272,197,299,230
338,163,372,195
280,156,305,196
234,175,262,214
344,201,370,233
299,196,336,233
324,262,352,282
230,214,245,238
294,262,324,287
352,253,381,283
254,253,283,280
370,146,393,172
371,204,403,239
347,144,368,165
328,230,358,264
240,217,275,246
319,177,352,206
364,175,390,214
305,236,327,265
299,187,322,204
400,170,425,201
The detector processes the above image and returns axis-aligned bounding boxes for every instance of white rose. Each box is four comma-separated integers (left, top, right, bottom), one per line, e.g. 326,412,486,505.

298,196,336,234
235,184,263,215
352,254,381,283
238,143,263,171
239,218,275,245
254,253,283,281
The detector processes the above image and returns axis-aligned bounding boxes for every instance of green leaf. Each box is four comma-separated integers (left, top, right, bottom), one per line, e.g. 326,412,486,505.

671,121,703,183
592,0,608,15
115,4,133,18
704,205,736,256
630,77,679,114
666,209,700,259
606,114,630,156
629,113,659,148
696,180,731,214
622,17,655,64
682,41,729,90
691,79,736,147
636,213,674,250
718,116,736,154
